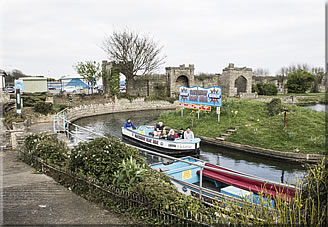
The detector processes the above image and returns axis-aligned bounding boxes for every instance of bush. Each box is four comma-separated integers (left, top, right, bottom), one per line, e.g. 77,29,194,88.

69,137,143,184
52,104,68,113
4,110,25,129
131,168,216,219
24,134,69,166
113,156,147,192
22,92,50,107
287,69,315,93
267,98,282,116
33,102,53,115
254,83,278,96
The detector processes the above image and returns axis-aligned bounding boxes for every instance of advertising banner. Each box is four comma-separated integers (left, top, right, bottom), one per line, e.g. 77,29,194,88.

178,103,211,111
179,86,222,107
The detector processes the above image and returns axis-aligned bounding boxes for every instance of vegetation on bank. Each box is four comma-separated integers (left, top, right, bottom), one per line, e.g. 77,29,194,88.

252,82,278,96
158,98,326,155
22,133,328,225
257,92,326,104
23,135,217,224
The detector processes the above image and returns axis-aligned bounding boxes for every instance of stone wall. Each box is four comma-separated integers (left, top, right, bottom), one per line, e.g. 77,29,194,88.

128,74,169,97
166,64,195,97
65,97,178,122
0,91,10,103
101,61,257,98
194,75,219,88
219,63,253,96
53,94,114,107
252,76,287,94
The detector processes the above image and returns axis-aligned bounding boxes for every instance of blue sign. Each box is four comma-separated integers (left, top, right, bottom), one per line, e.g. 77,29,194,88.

14,79,23,93
179,86,222,107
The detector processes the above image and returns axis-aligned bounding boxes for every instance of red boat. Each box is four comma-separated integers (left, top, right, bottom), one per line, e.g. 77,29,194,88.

151,157,296,207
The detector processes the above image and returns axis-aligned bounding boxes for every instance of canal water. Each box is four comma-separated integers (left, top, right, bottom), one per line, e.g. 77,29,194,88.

303,104,326,112
73,109,307,185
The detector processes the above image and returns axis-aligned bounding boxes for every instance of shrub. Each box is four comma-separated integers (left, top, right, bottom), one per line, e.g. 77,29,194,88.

254,83,278,96
69,137,142,184
267,98,282,116
287,69,315,93
131,168,216,220
113,156,147,192
4,110,25,129
22,92,50,107
24,133,68,166
33,102,53,115
52,104,68,113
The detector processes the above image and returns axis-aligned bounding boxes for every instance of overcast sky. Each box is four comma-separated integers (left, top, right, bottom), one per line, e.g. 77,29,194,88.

0,0,325,79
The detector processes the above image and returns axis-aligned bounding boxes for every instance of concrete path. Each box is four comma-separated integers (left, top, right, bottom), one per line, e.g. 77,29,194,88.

1,121,133,225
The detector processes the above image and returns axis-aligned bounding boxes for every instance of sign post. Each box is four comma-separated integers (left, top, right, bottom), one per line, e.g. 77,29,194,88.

216,107,221,122
178,86,222,121
16,88,22,115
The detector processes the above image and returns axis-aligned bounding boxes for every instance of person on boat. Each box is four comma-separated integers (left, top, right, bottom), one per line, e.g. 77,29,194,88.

178,128,184,139
155,122,164,132
124,119,137,130
160,126,169,139
153,130,160,138
167,129,179,141
162,127,168,136
184,127,194,139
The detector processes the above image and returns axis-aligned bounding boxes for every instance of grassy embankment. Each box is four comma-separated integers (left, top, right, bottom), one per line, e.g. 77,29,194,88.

259,92,327,104
158,99,326,155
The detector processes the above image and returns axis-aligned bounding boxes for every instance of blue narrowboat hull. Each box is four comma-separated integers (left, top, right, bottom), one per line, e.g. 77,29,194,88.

151,157,296,207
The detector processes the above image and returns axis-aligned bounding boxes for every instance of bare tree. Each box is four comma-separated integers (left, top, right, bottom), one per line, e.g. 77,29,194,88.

278,64,311,77
253,68,270,77
101,29,166,94
311,67,324,75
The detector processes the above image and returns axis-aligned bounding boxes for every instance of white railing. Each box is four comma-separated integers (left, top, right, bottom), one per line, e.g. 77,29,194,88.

52,109,296,202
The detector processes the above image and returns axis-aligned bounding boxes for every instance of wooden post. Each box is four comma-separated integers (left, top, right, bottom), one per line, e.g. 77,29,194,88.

53,116,56,132
181,107,183,118
199,167,203,200
217,107,220,122
197,109,200,119
284,111,287,131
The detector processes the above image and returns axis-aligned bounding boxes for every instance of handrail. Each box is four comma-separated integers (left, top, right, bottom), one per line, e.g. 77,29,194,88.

128,144,296,190
53,110,297,193
57,107,69,115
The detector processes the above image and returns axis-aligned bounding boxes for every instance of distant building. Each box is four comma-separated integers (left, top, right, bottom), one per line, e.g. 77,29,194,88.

19,77,47,93
60,76,90,93
0,69,5,91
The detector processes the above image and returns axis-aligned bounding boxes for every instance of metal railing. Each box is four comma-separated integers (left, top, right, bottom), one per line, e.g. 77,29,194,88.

52,109,296,202
18,149,215,225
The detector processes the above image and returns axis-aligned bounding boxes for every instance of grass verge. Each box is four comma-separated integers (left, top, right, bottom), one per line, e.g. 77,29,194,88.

158,99,326,155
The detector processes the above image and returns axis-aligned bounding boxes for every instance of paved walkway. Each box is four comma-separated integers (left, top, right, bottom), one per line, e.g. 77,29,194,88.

1,121,133,225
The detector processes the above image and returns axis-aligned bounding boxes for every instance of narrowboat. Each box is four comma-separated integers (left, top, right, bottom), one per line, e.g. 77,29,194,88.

151,156,296,207
121,125,200,156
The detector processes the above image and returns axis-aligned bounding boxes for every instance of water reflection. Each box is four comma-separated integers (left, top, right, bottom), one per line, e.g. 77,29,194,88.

303,104,326,112
73,109,306,184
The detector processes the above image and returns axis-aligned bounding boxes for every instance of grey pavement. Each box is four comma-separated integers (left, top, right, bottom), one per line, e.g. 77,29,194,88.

1,120,133,225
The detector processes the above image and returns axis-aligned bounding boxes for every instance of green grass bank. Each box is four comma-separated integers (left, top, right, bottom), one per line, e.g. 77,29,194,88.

158,99,326,155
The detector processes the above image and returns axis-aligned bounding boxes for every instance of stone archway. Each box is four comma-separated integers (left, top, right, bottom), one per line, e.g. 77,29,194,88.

234,76,247,95
166,64,195,97
176,75,189,92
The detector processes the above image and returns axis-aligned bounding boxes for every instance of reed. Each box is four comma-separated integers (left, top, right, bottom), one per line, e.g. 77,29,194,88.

214,158,327,225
